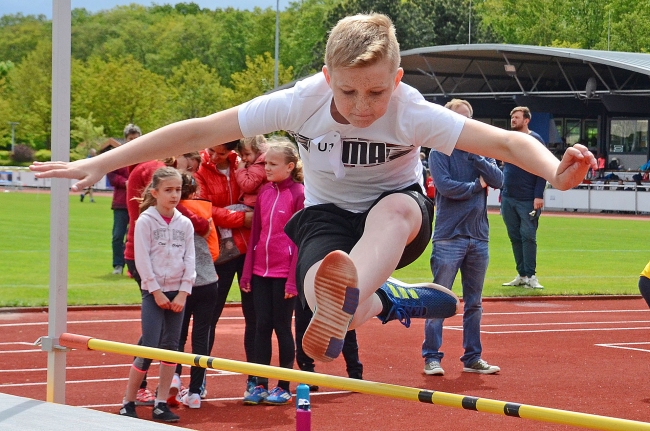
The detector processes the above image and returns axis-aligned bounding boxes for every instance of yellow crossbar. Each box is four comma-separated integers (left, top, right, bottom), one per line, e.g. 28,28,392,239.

59,333,650,431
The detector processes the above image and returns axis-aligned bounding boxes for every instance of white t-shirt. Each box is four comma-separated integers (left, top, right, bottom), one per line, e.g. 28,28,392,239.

238,72,465,212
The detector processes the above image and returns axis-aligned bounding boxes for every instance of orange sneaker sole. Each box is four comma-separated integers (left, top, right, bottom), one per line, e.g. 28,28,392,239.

302,250,359,362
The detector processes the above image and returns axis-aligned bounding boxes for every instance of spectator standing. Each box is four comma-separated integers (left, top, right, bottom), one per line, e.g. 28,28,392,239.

194,141,256,397
422,99,503,376
107,124,141,275
118,167,195,422
80,148,96,202
501,106,546,289
240,139,304,405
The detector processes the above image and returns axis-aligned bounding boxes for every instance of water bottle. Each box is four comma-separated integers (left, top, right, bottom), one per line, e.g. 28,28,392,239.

296,383,311,431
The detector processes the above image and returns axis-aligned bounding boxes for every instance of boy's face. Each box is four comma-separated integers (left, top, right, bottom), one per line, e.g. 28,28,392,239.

323,60,403,128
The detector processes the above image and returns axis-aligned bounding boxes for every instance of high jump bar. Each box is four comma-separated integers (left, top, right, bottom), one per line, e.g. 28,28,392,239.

59,333,649,431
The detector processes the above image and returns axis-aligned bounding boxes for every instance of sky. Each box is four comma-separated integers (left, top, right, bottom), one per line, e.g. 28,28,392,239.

0,0,288,19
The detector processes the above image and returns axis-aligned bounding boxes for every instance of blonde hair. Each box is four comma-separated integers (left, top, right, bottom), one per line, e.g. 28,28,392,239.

267,138,304,183
325,13,400,72
238,135,268,156
510,106,531,120
444,99,473,118
139,167,182,213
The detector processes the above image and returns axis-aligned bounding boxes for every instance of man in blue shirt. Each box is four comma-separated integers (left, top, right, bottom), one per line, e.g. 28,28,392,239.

422,99,504,376
501,107,546,289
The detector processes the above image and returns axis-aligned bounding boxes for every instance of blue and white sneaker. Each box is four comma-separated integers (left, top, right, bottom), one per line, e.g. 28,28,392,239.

244,379,256,397
302,250,359,363
263,386,292,405
377,277,460,328
242,385,269,405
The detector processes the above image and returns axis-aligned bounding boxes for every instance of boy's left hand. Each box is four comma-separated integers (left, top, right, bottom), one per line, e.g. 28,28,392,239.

553,144,597,191
285,292,296,299
170,292,188,312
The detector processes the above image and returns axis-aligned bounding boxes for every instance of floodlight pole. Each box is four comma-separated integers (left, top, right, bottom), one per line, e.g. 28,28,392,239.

44,0,71,404
274,0,279,89
8,122,19,153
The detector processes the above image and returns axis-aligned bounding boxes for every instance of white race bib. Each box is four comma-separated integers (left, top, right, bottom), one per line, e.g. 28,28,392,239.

310,131,345,179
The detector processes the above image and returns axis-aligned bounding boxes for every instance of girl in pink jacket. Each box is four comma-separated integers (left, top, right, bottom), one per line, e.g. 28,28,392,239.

240,139,304,406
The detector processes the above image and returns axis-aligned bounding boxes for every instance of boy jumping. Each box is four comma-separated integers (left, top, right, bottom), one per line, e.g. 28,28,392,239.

32,13,596,363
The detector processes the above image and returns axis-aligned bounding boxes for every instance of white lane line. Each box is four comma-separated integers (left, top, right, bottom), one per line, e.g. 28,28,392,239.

79,391,351,408
596,341,650,354
484,309,650,316
0,371,241,387
0,364,235,374
480,326,650,334
0,316,244,328
480,320,650,327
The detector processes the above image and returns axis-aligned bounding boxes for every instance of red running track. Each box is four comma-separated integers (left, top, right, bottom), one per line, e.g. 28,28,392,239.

1,297,650,430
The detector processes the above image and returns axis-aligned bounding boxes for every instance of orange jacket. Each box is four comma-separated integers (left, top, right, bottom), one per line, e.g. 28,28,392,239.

195,150,250,255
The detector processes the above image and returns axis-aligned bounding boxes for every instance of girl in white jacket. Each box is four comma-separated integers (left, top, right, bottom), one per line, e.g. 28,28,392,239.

119,167,196,423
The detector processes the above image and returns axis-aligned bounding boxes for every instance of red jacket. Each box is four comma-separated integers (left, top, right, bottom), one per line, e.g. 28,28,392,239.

195,150,250,255
107,166,129,210
235,152,267,207
124,160,209,261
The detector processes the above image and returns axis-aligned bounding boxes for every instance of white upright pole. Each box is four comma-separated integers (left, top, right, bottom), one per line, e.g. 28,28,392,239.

468,0,472,44
46,0,71,404
274,0,279,89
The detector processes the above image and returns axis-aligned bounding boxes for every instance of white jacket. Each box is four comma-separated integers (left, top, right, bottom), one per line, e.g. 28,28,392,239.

134,206,196,294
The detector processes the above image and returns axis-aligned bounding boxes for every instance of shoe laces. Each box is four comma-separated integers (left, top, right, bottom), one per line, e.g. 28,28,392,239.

387,296,429,328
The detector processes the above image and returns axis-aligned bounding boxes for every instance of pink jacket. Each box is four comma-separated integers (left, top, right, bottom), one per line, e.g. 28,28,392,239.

235,152,267,207
240,176,304,295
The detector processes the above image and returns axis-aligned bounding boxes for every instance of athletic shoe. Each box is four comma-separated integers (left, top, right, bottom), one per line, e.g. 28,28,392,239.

502,275,528,286
243,385,269,405
199,374,207,399
80,193,84,202
135,387,155,406
118,401,137,418
423,360,445,376
244,380,256,397
152,402,179,422
167,374,182,407
525,275,544,289
302,250,359,363
112,265,123,275
376,277,460,328
463,359,500,374
181,391,201,409
263,387,292,405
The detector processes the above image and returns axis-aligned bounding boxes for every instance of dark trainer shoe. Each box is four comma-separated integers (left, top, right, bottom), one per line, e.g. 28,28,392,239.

377,278,460,327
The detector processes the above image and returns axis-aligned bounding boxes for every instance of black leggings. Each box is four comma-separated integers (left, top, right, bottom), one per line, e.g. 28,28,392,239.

175,282,218,394
211,255,256,382
639,276,650,309
251,275,296,391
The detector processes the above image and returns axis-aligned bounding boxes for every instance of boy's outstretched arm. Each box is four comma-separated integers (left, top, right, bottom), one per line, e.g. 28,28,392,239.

455,119,596,191
30,107,243,191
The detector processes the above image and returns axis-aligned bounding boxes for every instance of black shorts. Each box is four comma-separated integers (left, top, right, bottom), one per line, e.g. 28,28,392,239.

284,183,434,297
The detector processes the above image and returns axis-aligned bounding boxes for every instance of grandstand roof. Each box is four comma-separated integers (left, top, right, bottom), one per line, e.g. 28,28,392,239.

399,44,650,100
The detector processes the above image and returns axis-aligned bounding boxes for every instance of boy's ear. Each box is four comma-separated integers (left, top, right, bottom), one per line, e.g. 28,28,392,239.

323,65,330,85
393,68,404,89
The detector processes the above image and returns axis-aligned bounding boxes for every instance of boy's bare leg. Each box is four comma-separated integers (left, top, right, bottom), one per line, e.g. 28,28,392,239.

303,194,422,361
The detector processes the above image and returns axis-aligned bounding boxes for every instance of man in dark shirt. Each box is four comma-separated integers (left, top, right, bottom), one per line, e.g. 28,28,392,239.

501,107,546,289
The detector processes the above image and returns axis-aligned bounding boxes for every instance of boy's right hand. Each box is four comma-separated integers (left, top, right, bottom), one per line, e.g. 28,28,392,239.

152,290,171,309
30,159,103,192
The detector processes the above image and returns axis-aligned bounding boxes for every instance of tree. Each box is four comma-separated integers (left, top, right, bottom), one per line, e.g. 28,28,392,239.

5,41,52,148
70,113,106,158
71,56,168,137
229,53,294,106
166,59,234,120
0,14,51,64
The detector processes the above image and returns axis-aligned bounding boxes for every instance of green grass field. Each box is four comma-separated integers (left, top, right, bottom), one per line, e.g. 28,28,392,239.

1,191,648,307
